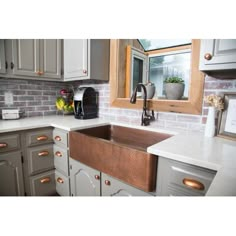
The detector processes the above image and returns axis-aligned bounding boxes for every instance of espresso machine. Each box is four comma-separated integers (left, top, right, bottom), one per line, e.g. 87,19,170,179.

73,87,98,119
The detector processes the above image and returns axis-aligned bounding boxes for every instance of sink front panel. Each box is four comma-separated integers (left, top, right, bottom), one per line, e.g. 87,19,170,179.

69,125,172,192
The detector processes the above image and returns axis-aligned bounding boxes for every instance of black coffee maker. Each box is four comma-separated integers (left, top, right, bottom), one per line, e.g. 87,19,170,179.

73,87,98,119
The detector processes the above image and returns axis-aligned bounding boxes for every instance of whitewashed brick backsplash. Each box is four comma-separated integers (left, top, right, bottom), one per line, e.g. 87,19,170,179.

1,75,236,133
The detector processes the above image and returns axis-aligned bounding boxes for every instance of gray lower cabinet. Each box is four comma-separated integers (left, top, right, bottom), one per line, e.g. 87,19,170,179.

23,128,56,196
200,39,236,72
0,151,24,196
0,39,6,74
70,158,100,196
53,128,70,196
101,173,153,197
156,156,216,196
69,158,153,197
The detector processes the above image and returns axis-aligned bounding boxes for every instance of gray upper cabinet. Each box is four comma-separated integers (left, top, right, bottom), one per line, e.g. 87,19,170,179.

0,151,24,196
12,39,60,79
1,39,109,81
200,39,236,72
0,39,6,74
63,39,88,79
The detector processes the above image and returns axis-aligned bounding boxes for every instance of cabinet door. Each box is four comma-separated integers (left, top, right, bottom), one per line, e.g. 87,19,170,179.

200,39,236,70
0,151,24,196
69,158,100,196
40,39,61,79
12,39,40,77
102,173,153,197
63,39,89,79
0,39,6,74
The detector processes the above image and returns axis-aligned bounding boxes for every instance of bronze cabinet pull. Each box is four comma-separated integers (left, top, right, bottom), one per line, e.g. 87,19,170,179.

55,151,62,157
183,178,205,191
36,71,44,75
0,143,8,148
38,151,49,157
57,177,64,184
36,135,48,141
105,180,111,186
204,53,212,60
40,177,51,184
94,175,100,180
54,136,61,141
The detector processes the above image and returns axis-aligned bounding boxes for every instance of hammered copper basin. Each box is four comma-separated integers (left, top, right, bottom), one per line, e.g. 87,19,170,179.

69,125,172,192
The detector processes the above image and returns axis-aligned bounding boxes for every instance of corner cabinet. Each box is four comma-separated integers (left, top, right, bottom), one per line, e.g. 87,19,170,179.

2,39,110,82
199,39,236,76
69,158,153,197
156,157,216,196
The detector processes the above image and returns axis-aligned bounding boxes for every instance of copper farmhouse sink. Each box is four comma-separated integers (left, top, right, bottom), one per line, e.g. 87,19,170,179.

69,125,172,192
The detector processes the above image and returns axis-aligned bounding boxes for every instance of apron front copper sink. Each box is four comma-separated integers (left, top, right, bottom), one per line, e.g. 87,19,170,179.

69,125,172,192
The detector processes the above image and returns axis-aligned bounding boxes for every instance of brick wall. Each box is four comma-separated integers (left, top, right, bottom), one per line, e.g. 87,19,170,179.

1,75,236,134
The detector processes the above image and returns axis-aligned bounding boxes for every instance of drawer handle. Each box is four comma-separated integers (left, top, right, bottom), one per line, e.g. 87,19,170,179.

40,177,51,184
183,178,205,191
54,136,61,141
55,151,62,157
57,177,64,184
94,175,100,180
38,151,49,157
37,135,48,141
0,143,8,148
105,180,111,186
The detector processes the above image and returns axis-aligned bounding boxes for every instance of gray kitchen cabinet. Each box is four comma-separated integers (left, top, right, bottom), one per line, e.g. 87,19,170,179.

200,39,236,71
0,131,24,196
0,39,6,74
0,151,24,196
156,156,216,196
69,158,153,197
22,127,56,196
11,39,61,79
102,173,153,197
53,128,70,196
2,39,109,81
69,158,101,196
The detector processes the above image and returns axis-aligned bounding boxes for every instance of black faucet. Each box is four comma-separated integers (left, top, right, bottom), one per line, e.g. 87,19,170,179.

130,83,155,126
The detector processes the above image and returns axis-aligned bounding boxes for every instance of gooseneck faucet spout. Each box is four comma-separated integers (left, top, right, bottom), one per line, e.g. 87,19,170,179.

130,83,155,126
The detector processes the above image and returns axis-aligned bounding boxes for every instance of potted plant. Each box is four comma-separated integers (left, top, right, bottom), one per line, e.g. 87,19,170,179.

163,77,185,100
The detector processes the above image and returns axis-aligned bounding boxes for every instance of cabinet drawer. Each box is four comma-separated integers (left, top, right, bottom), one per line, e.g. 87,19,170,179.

53,129,68,147
55,170,70,196
0,133,20,153
157,157,216,196
27,145,54,175
29,170,56,196
53,144,69,176
26,128,53,147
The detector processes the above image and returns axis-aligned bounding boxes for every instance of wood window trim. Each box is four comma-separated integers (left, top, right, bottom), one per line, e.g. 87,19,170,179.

110,39,205,115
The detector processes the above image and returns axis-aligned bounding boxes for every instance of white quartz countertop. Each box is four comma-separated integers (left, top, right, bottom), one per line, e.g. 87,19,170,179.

147,134,236,196
1,115,236,196
0,115,110,133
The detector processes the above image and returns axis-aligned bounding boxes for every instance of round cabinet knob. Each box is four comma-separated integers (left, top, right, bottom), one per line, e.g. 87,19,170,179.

94,175,100,180
55,151,62,157
83,69,87,74
105,180,111,186
204,53,212,60
57,177,64,184
54,136,62,141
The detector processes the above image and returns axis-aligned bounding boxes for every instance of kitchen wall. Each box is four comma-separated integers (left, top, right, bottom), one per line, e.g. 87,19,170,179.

1,75,236,134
